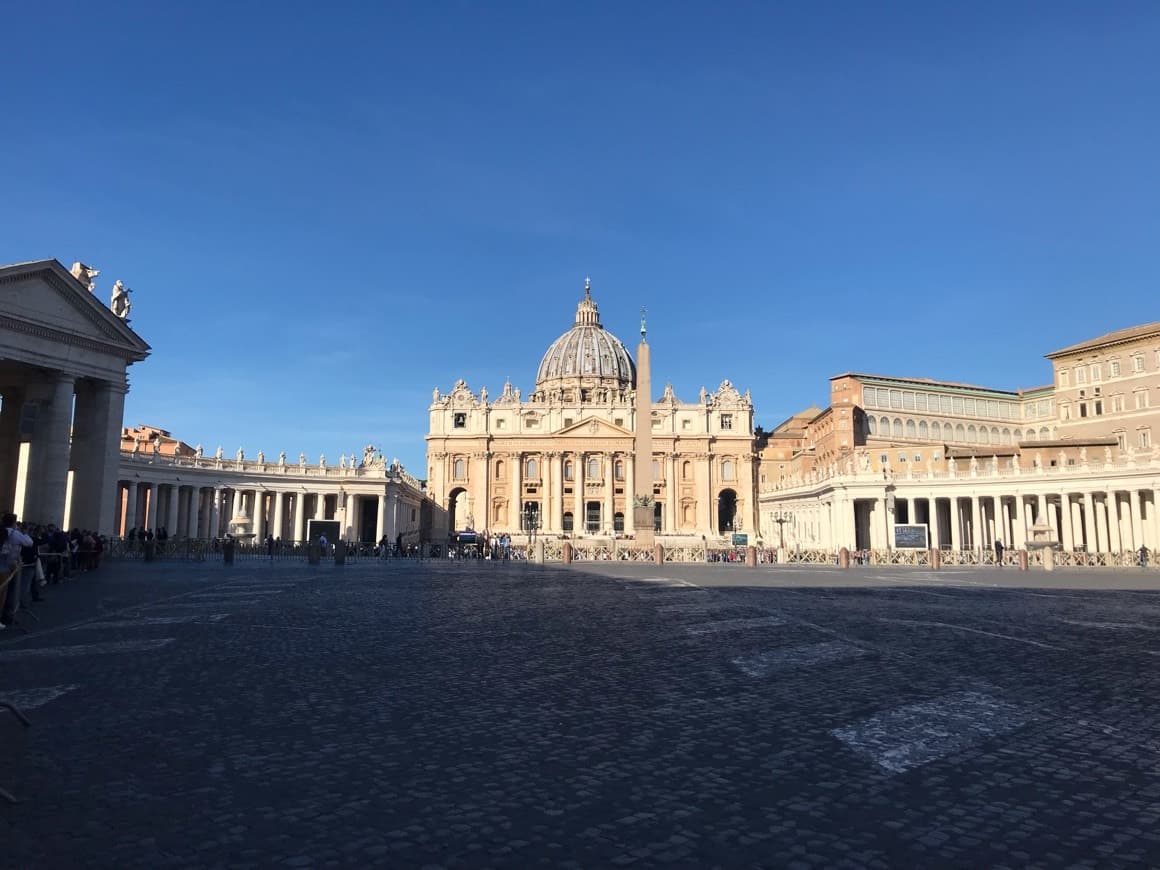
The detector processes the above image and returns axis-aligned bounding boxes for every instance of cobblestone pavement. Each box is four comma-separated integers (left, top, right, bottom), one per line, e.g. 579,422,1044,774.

4,558,1160,867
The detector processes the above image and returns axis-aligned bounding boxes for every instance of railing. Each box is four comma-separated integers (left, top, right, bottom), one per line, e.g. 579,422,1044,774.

104,538,420,562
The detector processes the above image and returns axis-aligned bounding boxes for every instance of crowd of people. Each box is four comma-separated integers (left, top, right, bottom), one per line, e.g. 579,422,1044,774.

0,512,107,630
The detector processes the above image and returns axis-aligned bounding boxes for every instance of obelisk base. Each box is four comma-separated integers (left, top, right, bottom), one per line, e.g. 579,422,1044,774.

633,507,655,549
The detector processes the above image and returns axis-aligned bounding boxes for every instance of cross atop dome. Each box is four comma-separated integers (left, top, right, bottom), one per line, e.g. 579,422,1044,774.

574,278,601,327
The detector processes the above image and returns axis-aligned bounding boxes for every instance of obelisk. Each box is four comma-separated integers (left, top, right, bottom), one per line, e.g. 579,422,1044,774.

632,308,654,547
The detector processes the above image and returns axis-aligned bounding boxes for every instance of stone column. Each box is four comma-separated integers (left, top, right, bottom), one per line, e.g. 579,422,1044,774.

1059,493,1074,551
552,453,565,533
1036,493,1047,529
375,493,386,542
294,492,306,541
885,495,896,549
510,452,523,532
991,495,1001,546
68,379,128,534
23,372,76,526
145,482,158,531
928,495,940,548
971,496,982,550
664,454,677,533
1083,491,1098,551
165,484,180,537
625,455,636,534
253,491,267,541
314,491,326,520
1129,490,1144,551
272,491,285,540
1013,494,1026,549
345,493,356,540
1106,491,1122,553
0,386,25,514
186,488,199,538
211,487,223,538
124,481,139,536
604,453,615,534
573,453,584,533
949,498,961,551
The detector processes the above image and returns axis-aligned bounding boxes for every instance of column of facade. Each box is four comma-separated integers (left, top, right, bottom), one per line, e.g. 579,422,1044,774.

164,484,180,536
144,483,158,531
314,491,326,520
293,491,306,541
184,488,198,538
927,496,940,547
999,498,1011,547
1059,493,1074,551
624,455,635,534
1069,498,1082,551
572,453,584,533
949,498,961,550
271,492,285,540
375,493,386,542
253,491,267,541
603,453,615,533
1128,490,1144,550
664,454,677,533
23,373,75,527
1011,494,1025,548
1036,493,1047,529
990,495,1001,546
68,379,128,534
695,454,712,532
550,453,563,533
345,493,356,539
1083,492,1098,551
1106,491,1123,553
970,496,982,550
211,488,223,538
510,452,523,531
123,481,139,536
885,496,896,549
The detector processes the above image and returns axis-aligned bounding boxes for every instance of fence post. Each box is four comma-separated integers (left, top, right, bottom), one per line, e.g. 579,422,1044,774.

654,543,664,565
562,542,573,565
1018,549,1029,571
838,547,850,569
930,548,940,570
745,545,757,568
1043,547,1055,572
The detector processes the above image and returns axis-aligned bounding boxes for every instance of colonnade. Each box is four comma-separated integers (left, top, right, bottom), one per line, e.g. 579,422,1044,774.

768,481,1160,553
115,480,409,544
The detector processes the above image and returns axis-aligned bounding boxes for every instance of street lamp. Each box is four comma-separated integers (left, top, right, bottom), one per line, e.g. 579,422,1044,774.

523,502,540,545
773,509,790,549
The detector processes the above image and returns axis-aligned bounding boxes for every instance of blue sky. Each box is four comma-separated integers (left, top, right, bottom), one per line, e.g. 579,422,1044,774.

4,2,1158,474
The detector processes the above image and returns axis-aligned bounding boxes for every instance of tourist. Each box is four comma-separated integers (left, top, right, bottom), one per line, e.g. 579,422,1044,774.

1,514,34,629
318,533,329,555
266,534,275,560
378,534,389,558
994,539,1005,568
1140,545,1150,568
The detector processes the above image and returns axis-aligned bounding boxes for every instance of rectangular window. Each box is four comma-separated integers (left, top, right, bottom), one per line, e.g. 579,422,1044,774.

1076,368,1086,384
720,414,733,430
1111,360,1121,377
902,392,915,410
1094,400,1103,416
963,399,975,415
1134,355,1145,372
879,454,888,464
1061,404,1071,420
1141,429,1152,449
495,419,506,430
940,396,952,413
1079,403,1087,418
913,393,926,411
1059,369,1070,386
1112,395,1124,412
987,400,999,418
1090,364,1101,382
913,454,922,462
1117,432,1127,450
453,413,466,428
681,419,691,431
898,453,907,462
890,390,902,409
863,388,877,408
952,397,964,414
1137,391,1149,410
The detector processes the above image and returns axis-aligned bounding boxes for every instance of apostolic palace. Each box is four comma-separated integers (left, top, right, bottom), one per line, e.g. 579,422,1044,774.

2,258,1159,562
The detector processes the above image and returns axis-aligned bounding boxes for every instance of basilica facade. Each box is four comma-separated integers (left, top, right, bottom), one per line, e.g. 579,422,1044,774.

426,282,757,542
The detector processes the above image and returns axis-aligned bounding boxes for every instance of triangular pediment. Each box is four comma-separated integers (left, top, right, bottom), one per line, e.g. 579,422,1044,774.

554,416,634,437
0,259,150,361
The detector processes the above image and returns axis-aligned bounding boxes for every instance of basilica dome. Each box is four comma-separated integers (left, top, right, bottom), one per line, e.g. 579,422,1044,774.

534,281,636,397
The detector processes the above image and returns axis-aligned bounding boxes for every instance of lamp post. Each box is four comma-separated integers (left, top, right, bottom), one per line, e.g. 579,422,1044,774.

773,510,790,549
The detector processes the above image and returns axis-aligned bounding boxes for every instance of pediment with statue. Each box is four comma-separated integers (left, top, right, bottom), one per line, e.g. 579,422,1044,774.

707,379,753,408
432,378,482,409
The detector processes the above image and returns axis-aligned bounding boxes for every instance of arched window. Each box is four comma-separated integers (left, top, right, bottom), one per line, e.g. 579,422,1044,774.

453,458,465,479
967,425,977,443
682,460,692,479
1001,428,1011,445
495,459,505,479
918,420,929,439
563,460,573,481
526,458,538,479
722,460,735,481
893,418,903,437
614,460,624,480
990,427,999,444
868,417,878,435
905,420,916,439
880,416,890,434
955,424,965,442
931,421,941,440
1014,429,1023,442
587,457,600,478
1039,426,1050,439
1024,429,1036,442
